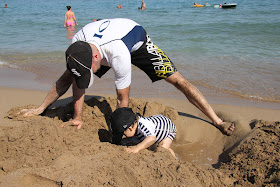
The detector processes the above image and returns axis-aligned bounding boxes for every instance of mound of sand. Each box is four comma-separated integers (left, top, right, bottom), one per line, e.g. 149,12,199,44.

0,96,279,186
220,120,280,186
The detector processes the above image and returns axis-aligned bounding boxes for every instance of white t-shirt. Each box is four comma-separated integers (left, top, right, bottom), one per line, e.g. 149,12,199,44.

72,18,146,89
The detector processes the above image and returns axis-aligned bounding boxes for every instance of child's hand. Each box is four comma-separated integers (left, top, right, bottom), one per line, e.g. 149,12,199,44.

125,136,156,154
125,146,140,154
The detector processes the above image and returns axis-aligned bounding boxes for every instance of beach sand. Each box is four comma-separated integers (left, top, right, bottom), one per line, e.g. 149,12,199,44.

0,84,279,186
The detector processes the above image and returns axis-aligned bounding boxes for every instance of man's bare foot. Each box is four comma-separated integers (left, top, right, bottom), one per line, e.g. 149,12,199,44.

216,122,235,136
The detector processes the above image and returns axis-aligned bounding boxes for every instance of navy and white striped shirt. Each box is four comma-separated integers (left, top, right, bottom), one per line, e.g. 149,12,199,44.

135,115,177,143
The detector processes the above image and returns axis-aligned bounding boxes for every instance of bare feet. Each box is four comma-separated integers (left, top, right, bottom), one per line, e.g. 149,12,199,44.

216,122,235,136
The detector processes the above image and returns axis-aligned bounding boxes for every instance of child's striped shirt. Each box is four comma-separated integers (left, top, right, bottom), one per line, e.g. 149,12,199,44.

135,114,176,143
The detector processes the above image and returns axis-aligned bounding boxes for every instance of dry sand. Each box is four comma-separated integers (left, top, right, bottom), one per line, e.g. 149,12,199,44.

0,86,279,186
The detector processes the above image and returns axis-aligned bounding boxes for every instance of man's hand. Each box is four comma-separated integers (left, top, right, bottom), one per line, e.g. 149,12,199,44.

61,118,83,129
18,108,44,117
18,70,73,119
125,146,140,154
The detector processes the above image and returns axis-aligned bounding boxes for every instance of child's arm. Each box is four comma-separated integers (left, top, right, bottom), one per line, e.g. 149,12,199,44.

125,135,156,153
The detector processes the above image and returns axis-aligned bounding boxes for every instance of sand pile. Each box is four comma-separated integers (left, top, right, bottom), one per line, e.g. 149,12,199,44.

0,96,279,186
220,120,280,186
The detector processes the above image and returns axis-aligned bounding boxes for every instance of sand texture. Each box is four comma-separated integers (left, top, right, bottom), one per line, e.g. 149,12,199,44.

0,87,279,186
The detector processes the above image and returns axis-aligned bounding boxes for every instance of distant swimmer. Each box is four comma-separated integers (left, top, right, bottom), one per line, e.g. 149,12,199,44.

4,4,8,8
64,6,78,27
117,4,123,8
141,0,146,10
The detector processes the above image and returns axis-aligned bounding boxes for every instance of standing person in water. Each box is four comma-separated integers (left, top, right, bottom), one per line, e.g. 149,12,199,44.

64,6,78,27
141,0,146,10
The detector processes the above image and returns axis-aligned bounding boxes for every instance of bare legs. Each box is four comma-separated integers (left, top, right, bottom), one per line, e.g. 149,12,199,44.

165,72,234,135
158,138,176,158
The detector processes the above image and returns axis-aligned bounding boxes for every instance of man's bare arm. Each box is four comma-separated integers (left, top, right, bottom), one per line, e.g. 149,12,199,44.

68,80,85,129
21,70,73,117
116,86,130,108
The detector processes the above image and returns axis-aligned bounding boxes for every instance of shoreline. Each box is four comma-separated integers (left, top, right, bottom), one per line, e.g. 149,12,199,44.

1,66,279,110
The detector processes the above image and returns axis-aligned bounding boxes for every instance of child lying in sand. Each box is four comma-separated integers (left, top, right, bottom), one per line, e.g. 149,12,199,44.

111,107,177,158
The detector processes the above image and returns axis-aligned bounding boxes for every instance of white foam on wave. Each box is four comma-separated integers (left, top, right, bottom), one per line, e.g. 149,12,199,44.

0,60,18,69
249,95,264,100
0,60,7,66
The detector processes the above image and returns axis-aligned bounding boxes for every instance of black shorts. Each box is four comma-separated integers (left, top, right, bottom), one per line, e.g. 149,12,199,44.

131,34,177,82
95,34,177,82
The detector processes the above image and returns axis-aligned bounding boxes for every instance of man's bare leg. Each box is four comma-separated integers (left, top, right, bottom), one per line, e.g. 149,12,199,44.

165,72,235,135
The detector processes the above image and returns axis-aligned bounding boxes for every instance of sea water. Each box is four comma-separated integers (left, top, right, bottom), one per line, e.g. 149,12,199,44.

0,0,279,105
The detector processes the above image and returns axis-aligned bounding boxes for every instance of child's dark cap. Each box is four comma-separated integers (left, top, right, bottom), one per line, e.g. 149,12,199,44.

111,107,137,145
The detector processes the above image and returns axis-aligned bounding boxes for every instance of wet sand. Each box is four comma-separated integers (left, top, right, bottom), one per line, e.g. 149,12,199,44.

1,66,279,110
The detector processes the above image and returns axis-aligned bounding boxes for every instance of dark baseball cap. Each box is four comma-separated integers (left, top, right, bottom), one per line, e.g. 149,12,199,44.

66,41,94,89
111,107,137,145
